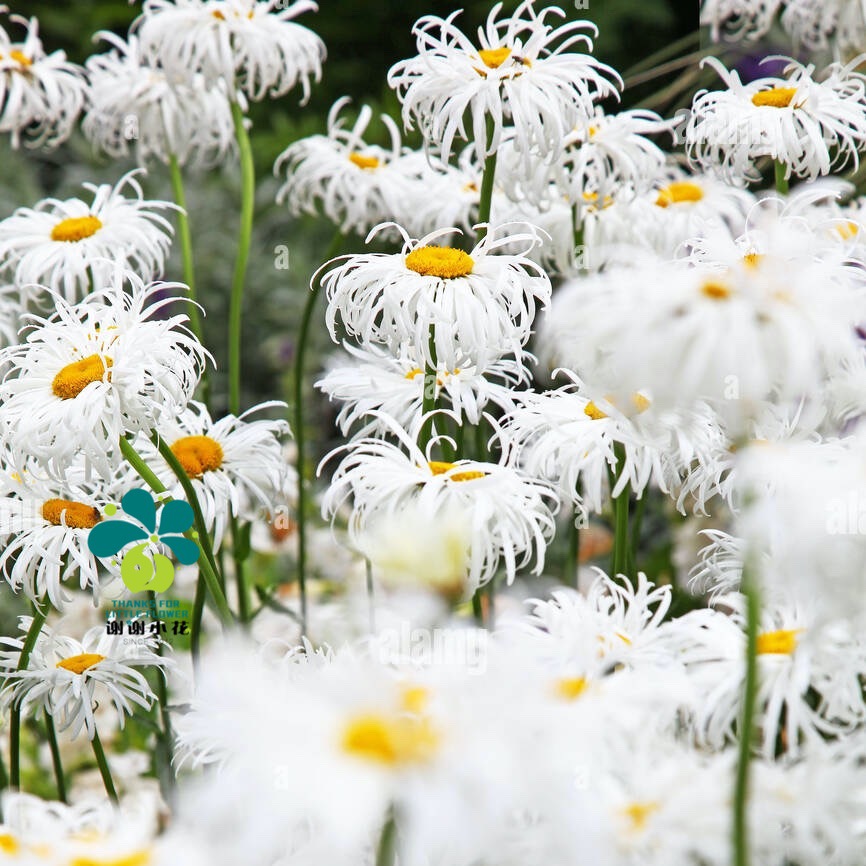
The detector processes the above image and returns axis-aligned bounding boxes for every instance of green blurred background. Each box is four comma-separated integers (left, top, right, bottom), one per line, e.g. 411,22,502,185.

0,0,700,422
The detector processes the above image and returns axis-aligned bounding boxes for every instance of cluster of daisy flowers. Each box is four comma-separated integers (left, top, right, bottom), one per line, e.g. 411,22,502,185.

2,1,866,866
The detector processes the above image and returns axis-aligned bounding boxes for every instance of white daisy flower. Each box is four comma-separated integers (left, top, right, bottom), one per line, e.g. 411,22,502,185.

275,98,410,236
0,11,86,149
0,617,171,740
686,56,866,184
134,0,325,103
84,33,235,168
700,0,782,42
781,0,866,54
499,376,658,518
133,400,290,546
0,277,207,479
0,171,175,302
0,459,124,610
321,419,558,591
317,342,527,439
387,1,620,167
321,223,551,371
541,254,866,416
584,168,757,264
559,108,671,207
680,592,866,758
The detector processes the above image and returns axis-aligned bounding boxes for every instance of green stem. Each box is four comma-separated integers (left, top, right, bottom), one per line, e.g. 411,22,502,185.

228,100,256,416
471,589,484,625
168,153,209,407
190,572,206,672
611,442,631,579
475,144,498,244
365,558,375,633
230,514,251,624
0,752,7,819
566,508,580,588
118,436,233,628
294,231,343,635
9,602,49,789
376,810,397,866
733,571,760,866
45,714,67,803
151,435,234,627
630,494,646,574
774,160,789,195
90,726,119,805
148,590,175,803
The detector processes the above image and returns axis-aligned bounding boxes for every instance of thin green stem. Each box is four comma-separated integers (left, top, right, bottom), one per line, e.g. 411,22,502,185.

230,514,251,624
774,160,789,195
622,29,700,77
566,507,581,588
228,100,256,416
45,714,67,803
418,327,438,453
733,571,760,866
9,601,49,789
611,442,631,579
90,726,119,805
168,153,209,407
376,810,397,866
471,589,484,625
151,435,234,627
148,590,175,804
190,572,206,672
475,145,498,244
0,752,7,819
294,231,343,635
365,558,375,633
630,494,647,574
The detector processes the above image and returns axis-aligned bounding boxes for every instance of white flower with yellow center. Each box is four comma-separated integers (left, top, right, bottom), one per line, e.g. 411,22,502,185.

584,168,757,264
0,11,86,149
0,461,124,610
321,224,551,371
321,420,558,591
387,1,620,167
686,56,866,184
679,593,866,758
499,376,660,519
0,278,207,479
133,400,289,546
275,98,411,236
559,108,671,207
317,342,527,439
781,0,866,54
541,255,866,415
84,33,235,168
134,0,325,103
0,617,170,740
0,171,175,302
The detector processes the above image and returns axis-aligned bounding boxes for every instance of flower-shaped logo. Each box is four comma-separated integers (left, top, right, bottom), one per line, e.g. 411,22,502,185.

87,489,201,593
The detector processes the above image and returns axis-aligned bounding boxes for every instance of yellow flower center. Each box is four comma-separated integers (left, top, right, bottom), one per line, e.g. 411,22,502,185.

751,86,798,108
622,801,660,831
404,368,423,380
742,252,764,268
56,653,106,675
50,215,103,243
4,50,32,68
400,685,430,713
756,629,802,655
478,47,512,68
70,853,151,866
52,354,112,400
837,221,860,240
348,152,380,170
554,676,588,701
428,460,485,482
170,435,224,479
655,181,704,208
701,280,732,300
405,246,474,279
0,835,19,856
42,498,102,529
212,9,226,20
341,712,439,766
584,401,608,420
